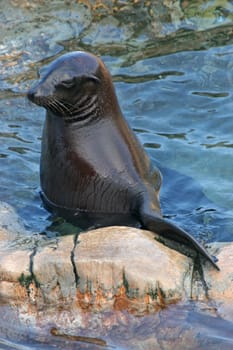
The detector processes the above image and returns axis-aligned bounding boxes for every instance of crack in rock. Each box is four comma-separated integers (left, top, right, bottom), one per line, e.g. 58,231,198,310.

29,246,40,288
18,245,40,304
191,255,209,300
70,232,80,287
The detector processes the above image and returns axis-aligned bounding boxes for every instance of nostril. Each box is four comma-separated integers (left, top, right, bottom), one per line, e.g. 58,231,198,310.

27,81,50,107
27,89,35,102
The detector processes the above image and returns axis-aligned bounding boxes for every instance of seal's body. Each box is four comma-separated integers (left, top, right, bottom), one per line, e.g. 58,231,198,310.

28,51,218,269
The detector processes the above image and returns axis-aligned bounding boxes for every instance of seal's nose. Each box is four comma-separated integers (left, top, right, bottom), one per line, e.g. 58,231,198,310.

27,85,45,105
27,80,54,106
27,87,36,102
27,90,35,102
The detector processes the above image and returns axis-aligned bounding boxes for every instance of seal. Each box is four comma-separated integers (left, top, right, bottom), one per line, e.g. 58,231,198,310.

27,51,219,270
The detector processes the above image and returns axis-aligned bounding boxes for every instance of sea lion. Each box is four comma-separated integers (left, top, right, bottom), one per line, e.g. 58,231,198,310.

27,51,219,270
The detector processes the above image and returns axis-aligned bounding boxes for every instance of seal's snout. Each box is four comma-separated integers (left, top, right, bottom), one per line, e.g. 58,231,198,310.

27,84,42,104
27,88,36,103
27,83,48,106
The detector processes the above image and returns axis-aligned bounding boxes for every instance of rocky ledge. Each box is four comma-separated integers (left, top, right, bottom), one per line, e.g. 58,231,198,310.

0,201,232,322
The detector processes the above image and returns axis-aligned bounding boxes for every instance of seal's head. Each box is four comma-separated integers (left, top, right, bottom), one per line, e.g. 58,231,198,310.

27,51,119,123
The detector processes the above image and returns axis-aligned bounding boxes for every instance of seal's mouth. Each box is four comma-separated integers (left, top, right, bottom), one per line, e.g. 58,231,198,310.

40,96,71,116
28,91,70,117
27,87,99,123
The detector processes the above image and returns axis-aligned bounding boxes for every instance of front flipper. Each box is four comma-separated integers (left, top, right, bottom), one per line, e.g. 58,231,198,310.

139,205,219,270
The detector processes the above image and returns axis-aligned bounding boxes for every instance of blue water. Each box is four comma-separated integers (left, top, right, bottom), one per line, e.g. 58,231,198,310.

1,1,233,349
1,46,232,242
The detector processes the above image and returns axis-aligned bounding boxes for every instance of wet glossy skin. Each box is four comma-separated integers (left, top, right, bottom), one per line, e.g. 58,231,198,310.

27,51,219,270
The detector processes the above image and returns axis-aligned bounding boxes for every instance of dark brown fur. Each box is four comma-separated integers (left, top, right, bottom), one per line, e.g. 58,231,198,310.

28,51,219,270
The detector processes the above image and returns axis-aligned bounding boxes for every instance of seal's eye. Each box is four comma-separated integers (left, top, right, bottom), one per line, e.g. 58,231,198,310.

59,78,76,89
86,75,100,84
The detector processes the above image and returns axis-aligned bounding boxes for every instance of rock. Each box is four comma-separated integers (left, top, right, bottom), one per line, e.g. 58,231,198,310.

0,201,233,318
0,248,31,303
33,235,76,308
1,202,233,348
0,202,39,306
74,226,193,312
0,201,29,244
206,243,233,300
0,202,194,312
204,242,233,321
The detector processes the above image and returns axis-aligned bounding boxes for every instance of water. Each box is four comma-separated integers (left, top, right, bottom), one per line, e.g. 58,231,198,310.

1,44,233,241
0,302,233,350
0,0,233,348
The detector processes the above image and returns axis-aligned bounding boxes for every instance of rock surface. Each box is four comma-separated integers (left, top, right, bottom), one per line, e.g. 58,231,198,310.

0,222,194,313
0,202,233,349
75,227,193,312
0,201,232,316
205,243,233,322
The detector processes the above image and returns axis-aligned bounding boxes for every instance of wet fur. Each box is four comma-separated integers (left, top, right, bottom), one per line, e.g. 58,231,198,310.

28,51,219,270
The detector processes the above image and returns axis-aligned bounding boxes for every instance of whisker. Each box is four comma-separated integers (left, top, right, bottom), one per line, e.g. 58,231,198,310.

70,100,98,117
75,95,97,113
65,103,98,123
46,97,72,116
55,99,73,115
74,94,90,108
35,94,99,123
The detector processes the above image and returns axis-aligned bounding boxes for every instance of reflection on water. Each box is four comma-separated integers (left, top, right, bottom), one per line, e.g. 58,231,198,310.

1,1,233,349
0,303,233,350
